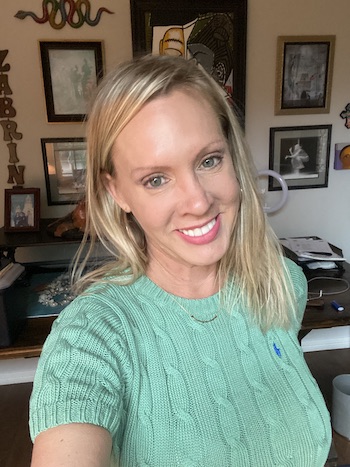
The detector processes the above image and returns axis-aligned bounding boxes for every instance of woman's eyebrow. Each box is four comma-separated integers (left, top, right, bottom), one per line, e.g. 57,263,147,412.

131,141,227,177
131,165,169,177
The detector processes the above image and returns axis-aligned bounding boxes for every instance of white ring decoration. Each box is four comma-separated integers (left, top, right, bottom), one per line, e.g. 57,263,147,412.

257,169,288,214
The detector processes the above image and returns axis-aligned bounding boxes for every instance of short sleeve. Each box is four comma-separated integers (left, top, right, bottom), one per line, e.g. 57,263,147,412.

29,294,131,444
284,257,308,332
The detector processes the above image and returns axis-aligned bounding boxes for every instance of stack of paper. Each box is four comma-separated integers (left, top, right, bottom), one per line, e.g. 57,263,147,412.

280,237,346,262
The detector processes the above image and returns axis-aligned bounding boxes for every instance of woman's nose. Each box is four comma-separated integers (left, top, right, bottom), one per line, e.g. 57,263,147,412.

177,175,212,215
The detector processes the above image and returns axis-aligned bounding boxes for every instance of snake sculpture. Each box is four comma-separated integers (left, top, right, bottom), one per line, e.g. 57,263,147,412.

15,0,114,29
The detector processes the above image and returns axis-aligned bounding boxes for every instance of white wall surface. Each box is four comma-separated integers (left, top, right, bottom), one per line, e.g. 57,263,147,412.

0,0,349,257
245,0,350,260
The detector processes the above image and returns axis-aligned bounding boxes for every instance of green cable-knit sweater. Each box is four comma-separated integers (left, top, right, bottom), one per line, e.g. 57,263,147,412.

29,258,331,466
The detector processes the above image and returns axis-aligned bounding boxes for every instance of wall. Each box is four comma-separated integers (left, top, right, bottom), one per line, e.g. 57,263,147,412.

0,0,349,258
0,0,132,226
246,0,350,260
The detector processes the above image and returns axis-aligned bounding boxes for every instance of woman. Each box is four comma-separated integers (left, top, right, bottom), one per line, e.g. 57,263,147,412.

30,55,331,466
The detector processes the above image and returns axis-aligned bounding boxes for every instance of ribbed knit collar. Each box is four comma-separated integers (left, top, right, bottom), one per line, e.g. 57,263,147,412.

133,274,222,323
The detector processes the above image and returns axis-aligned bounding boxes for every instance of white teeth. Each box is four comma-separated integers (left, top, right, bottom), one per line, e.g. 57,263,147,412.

180,218,216,237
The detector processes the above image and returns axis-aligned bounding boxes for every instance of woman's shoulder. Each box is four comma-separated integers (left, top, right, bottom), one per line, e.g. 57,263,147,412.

282,257,308,327
53,278,138,329
39,280,141,371
283,256,307,290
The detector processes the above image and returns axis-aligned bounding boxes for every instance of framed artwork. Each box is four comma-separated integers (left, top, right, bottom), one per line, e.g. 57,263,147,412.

4,187,40,232
269,125,332,190
334,143,350,170
39,41,104,122
41,137,86,205
275,35,335,115
130,0,247,117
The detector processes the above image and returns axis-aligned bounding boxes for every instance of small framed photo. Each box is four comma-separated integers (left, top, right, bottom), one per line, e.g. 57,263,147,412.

39,41,104,123
275,35,335,115
4,187,40,232
41,137,87,205
269,125,332,190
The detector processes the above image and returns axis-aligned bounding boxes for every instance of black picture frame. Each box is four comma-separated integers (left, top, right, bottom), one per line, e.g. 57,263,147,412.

4,187,40,232
275,36,335,115
39,41,104,123
41,137,86,205
130,0,247,118
269,125,332,190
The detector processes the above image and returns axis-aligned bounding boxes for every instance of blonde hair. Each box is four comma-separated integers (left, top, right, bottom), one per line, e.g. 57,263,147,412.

73,55,296,330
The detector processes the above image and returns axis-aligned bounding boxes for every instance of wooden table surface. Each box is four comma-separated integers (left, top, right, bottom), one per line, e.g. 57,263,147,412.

1,258,350,359
302,261,350,333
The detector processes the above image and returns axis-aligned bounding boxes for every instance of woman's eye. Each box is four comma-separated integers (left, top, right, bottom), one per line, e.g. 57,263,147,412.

200,155,222,169
144,175,164,188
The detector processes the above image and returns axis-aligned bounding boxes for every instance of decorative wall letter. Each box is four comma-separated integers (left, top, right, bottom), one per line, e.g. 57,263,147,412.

0,50,24,187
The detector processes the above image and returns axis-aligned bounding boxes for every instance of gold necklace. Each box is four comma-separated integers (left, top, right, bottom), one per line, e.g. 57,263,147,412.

169,295,219,323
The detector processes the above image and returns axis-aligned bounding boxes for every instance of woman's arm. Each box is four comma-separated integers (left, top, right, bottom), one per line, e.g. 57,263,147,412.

31,423,113,467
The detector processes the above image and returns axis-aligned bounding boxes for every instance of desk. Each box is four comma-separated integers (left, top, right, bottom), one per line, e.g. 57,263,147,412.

0,219,81,359
301,261,350,339
0,218,82,260
1,257,350,359
0,316,56,359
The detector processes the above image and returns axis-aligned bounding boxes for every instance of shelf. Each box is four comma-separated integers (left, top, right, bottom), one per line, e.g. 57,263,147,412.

0,218,82,250
0,219,83,359
0,316,56,359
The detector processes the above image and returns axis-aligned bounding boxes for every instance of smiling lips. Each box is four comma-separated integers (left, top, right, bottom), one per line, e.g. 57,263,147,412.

177,215,220,245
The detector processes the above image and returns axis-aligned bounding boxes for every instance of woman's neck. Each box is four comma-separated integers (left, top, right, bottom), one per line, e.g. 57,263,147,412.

146,255,220,299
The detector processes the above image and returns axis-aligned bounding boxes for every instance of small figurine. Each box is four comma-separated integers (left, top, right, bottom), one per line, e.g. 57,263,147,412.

340,103,350,129
47,198,86,238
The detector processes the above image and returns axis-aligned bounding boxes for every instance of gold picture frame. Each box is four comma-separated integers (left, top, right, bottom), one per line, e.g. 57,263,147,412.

275,35,335,115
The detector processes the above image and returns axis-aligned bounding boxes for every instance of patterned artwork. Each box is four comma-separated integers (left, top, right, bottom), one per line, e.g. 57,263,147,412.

15,0,114,29
153,13,235,99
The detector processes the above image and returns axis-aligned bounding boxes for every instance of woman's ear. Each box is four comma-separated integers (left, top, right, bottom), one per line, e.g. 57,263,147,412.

102,172,131,213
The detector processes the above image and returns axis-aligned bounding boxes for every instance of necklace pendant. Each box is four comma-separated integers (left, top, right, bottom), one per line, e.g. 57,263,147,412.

170,295,220,323
190,314,218,323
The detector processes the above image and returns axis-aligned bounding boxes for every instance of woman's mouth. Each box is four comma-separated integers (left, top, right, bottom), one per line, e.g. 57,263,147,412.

179,217,217,237
177,216,220,244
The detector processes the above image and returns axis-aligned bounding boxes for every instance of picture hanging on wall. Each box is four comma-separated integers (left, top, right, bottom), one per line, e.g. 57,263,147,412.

334,143,350,170
269,125,332,190
275,35,335,115
39,41,104,122
41,137,86,205
130,0,247,119
4,187,40,232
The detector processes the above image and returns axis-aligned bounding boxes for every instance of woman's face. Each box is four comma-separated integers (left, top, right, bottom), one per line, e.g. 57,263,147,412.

106,89,241,276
